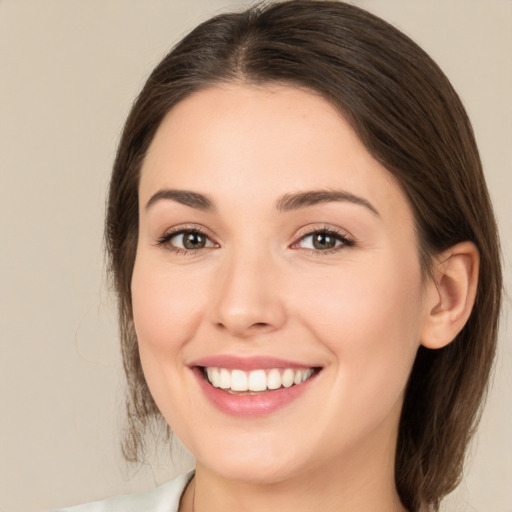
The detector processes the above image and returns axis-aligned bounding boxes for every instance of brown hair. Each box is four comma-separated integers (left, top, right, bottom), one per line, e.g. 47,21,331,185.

105,1,502,510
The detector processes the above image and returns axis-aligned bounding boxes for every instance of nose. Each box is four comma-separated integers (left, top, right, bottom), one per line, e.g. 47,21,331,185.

210,248,287,338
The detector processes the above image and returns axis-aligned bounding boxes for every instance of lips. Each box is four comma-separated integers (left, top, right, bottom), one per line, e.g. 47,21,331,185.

189,355,321,416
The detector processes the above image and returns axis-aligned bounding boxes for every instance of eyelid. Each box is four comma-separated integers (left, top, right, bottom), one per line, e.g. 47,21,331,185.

290,225,355,253
154,223,354,255
154,224,219,253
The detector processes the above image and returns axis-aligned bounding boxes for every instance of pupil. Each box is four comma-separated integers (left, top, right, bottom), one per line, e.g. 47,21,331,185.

313,233,336,250
184,232,205,249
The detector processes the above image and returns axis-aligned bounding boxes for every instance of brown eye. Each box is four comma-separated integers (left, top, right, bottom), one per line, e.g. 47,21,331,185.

296,229,353,252
311,232,338,250
182,231,207,249
163,230,216,251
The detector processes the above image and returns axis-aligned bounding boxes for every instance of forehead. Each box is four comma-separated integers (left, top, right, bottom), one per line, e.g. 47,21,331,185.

139,84,411,225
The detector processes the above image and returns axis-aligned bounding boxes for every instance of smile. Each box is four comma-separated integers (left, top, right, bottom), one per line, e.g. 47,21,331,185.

190,356,322,417
203,367,316,393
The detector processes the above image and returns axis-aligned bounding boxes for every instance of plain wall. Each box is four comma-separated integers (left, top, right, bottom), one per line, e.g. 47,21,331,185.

0,1,510,511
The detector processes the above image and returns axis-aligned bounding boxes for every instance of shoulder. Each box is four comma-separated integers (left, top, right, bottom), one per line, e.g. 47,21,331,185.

48,471,194,512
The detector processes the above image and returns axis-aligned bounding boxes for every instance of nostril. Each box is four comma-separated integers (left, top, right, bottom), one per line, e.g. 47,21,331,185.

213,320,273,338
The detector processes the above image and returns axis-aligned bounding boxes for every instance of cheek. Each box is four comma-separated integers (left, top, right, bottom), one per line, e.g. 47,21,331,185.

300,256,423,343
131,258,206,354
130,255,212,428
130,255,208,414
295,253,425,418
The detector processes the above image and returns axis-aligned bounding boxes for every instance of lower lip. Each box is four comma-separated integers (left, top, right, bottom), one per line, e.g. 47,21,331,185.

191,367,318,417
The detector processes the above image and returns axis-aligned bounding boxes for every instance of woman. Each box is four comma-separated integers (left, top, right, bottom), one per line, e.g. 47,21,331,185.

54,1,502,511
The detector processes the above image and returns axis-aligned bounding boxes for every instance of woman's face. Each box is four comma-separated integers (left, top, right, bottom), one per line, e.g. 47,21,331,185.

132,84,434,484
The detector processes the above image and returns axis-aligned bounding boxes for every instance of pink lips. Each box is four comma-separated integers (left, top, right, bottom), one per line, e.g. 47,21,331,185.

190,355,313,371
189,355,320,417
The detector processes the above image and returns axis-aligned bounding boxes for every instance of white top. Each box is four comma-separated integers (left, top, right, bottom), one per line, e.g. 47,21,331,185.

49,471,194,512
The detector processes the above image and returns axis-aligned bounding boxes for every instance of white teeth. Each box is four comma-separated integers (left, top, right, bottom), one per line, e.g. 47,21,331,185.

219,368,231,389
230,370,248,391
267,368,282,390
248,369,267,392
281,368,294,388
207,367,220,388
204,367,316,392
302,368,314,382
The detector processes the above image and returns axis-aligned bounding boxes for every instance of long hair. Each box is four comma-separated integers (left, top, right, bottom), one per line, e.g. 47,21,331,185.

105,2,502,510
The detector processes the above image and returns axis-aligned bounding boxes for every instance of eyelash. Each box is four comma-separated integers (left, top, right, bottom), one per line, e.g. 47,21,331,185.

155,226,215,256
293,227,354,256
155,226,354,257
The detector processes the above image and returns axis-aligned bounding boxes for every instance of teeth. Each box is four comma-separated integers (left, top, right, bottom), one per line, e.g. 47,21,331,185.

204,367,316,392
219,368,231,389
230,370,248,391
282,368,294,388
267,368,281,390
248,369,267,392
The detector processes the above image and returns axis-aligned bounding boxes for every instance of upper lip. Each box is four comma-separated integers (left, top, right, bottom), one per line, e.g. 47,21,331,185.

189,355,320,371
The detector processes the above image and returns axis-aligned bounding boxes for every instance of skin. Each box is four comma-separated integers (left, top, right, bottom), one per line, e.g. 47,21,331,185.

131,84,443,512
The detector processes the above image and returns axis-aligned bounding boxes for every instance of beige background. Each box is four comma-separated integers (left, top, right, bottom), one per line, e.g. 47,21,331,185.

0,1,510,511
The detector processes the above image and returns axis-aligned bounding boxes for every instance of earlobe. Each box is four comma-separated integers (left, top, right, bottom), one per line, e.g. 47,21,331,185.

421,241,480,349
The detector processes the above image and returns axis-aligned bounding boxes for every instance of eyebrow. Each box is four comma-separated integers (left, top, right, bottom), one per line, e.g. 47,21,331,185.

145,189,215,211
276,189,379,215
145,188,379,216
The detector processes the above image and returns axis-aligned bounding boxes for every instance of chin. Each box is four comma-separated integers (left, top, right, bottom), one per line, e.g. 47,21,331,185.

194,437,310,485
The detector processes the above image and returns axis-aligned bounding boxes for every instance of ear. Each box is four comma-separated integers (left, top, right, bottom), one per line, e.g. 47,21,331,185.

421,241,480,349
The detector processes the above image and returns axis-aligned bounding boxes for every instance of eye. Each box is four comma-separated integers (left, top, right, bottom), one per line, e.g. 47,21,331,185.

156,228,217,254
294,228,354,253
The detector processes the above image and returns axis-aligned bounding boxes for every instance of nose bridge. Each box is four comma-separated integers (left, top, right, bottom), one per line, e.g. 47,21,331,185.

211,239,286,337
